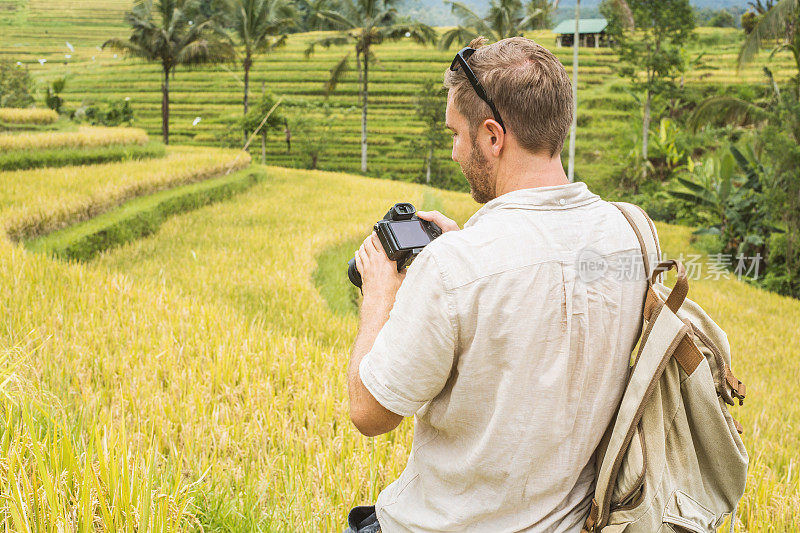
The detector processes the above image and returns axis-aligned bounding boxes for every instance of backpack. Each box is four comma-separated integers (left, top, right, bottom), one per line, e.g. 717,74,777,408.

581,202,749,533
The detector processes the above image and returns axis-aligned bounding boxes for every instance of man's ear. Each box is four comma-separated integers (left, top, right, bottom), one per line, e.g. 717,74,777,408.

482,118,505,157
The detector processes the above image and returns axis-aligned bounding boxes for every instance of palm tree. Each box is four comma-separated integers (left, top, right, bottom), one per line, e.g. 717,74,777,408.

295,0,340,31
438,0,544,49
738,0,799,96
103,0,235,145
225,0,297,121
305,0,436,173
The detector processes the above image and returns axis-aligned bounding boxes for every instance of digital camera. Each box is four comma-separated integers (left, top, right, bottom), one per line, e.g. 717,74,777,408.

347,203,442,289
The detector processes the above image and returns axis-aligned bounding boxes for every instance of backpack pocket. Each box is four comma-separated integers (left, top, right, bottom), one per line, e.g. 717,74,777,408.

661,490,716,533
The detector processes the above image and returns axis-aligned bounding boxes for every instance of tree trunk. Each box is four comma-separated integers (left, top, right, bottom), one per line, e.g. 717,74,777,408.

244,53,251,145
642,89,652,160
162,65,170,145
361,49,369,173
426,147,432,184
567,0,579,182
244,54,251,116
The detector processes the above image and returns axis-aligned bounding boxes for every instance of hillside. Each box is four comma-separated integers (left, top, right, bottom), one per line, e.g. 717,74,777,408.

1,2,796,196
401,0,751,26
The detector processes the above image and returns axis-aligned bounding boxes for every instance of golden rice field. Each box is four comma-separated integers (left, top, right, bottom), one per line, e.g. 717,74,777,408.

0,144,250,241
0,125,148,151
0,149,798,530
0,107,58,124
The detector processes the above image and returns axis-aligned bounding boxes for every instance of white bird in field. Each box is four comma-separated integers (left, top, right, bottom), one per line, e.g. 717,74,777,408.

65,54,71,59
192,117,201,126
38,58,46,65
66,41,74,52
113,54,118,58
16,61,22,66
125,97,130,101
92,56,95,61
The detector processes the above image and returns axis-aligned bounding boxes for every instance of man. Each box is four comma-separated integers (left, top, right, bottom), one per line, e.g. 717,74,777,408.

347,36,648,532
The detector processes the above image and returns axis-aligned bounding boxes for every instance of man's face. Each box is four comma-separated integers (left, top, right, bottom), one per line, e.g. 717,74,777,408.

445,91,496,204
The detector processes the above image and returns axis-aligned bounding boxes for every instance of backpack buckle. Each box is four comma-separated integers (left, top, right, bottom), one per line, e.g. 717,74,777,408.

581,498,600,532
725,367,746,405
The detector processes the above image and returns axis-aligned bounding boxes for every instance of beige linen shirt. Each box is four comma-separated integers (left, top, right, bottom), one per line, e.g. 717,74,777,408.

359,182,649,532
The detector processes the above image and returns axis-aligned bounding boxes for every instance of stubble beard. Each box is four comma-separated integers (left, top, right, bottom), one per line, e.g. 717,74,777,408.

460,137,495,204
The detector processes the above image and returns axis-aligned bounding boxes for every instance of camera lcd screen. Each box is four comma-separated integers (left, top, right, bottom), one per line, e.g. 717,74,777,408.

390,220,431,249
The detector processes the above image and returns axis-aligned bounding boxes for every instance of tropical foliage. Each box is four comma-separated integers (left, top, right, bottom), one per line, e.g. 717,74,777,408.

103,0,235,144
438,0,547,49
305,0,436,172
224,0,296,123
602,0,696,160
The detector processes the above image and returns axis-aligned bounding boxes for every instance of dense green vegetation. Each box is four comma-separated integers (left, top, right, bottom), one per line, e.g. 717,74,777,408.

0,140,165,170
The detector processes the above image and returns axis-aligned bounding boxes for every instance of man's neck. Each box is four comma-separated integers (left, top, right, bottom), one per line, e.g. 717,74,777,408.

494,151,570,198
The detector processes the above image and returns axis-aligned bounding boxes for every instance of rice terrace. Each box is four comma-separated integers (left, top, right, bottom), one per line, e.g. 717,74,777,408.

0,0,799,530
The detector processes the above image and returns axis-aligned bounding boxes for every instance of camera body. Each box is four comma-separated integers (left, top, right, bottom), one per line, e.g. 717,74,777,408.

348,203,442,288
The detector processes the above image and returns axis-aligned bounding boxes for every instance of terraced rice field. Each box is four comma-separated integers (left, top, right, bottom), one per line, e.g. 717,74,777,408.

1,0,796,192
0,156,797,529
1,3,799,530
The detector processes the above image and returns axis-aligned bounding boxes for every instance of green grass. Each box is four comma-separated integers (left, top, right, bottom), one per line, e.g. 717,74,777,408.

312,186,446,317
0,140,166,170
313,237,364,317
26,167,267,261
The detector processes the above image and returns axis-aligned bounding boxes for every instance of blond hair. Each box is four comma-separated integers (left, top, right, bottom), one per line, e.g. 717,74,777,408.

444,36,573,157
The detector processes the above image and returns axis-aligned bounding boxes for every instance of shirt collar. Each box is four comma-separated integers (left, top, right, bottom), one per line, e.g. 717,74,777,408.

465,181,601,228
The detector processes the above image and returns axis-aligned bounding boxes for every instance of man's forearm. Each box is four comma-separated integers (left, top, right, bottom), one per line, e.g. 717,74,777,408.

348,295,393,387
347,294,404,436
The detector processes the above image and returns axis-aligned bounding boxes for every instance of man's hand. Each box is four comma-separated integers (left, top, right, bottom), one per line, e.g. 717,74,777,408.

354,232,406,304
417,210,461,233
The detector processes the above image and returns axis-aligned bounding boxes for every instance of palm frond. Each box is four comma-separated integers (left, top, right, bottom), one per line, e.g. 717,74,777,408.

688,96,769,131
325,53,351,93
438,26,479,50
304,34,351,57
316,9,355,29
738,0,799,68
446,1,483,27
515,8,544,34
384,22,437,45
101,38,158,61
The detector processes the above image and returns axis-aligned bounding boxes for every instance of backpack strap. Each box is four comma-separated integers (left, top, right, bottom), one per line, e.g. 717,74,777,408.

611,202,663,285
584,206,700,531
585,274,692,531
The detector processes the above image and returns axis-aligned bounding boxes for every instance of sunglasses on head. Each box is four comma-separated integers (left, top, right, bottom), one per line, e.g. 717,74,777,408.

449,46,506,134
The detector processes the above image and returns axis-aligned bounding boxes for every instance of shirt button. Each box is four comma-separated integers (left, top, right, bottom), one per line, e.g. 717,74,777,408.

559,199,566,206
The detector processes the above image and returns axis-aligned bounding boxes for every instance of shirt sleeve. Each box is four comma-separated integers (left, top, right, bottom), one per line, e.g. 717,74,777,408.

359,245,457,417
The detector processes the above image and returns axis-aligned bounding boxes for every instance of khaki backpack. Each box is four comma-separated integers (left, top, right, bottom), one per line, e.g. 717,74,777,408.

581,202,749,533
